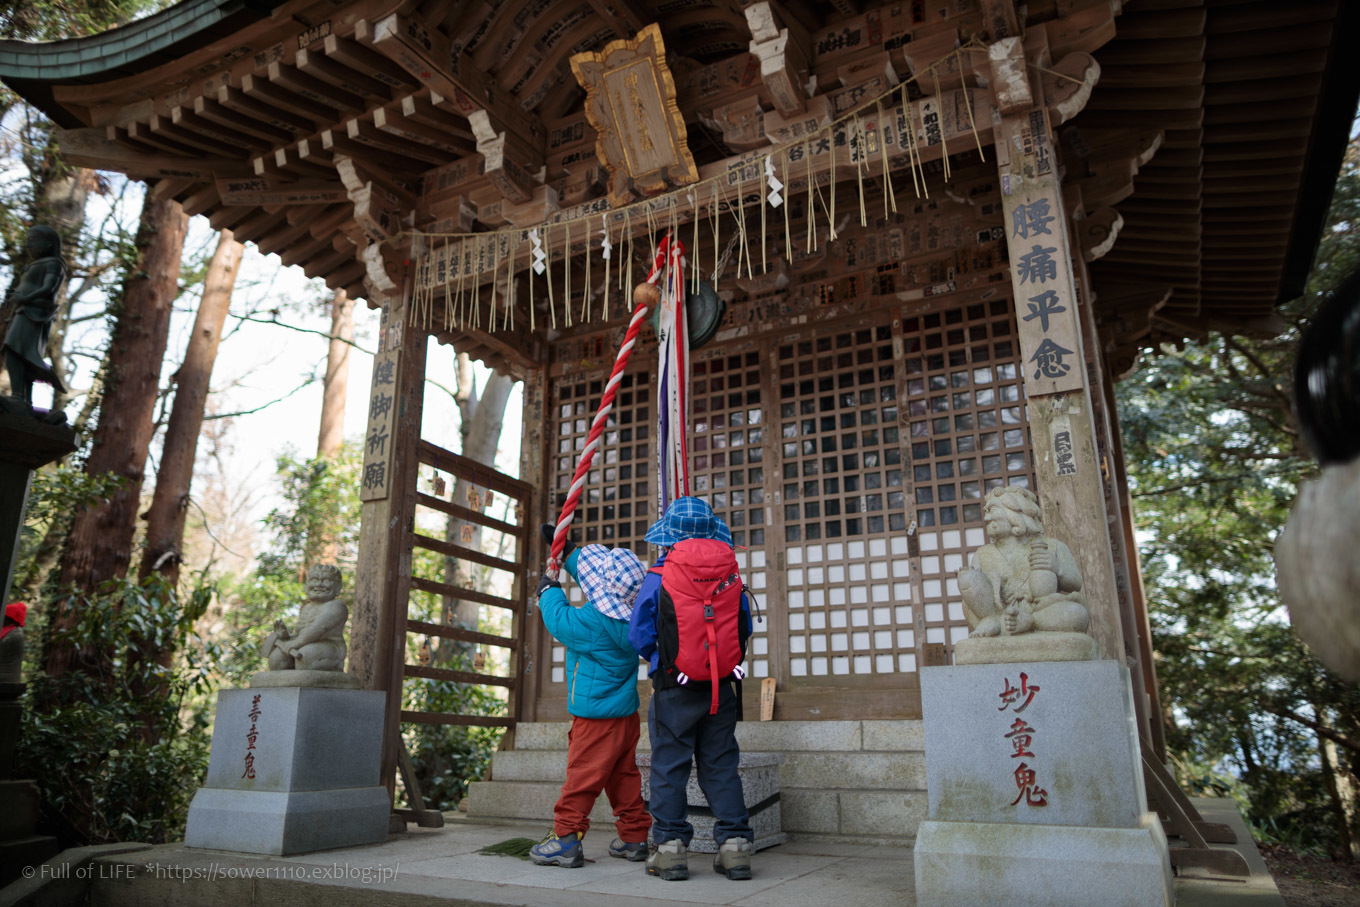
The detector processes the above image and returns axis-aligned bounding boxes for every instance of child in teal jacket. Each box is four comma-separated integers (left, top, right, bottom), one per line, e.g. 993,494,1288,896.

530,537,650,868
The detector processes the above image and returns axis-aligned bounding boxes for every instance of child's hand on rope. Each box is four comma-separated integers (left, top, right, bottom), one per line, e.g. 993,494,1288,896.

541,523,576,558
535,574,561,600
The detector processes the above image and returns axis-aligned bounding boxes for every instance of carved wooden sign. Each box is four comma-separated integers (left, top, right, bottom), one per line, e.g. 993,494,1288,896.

997,111,1086,398
570,23,699,206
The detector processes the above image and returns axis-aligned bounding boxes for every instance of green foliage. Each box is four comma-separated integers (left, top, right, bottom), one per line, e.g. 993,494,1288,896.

10,465,126,597
218,444,363,685
17,575,220,846
401,655,506,812
1118,135,1360,855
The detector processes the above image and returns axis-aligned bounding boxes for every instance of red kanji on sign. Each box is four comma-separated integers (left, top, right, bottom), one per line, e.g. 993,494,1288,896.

998,672,1040,713
1005,718,1036,758
1011,762,1049,807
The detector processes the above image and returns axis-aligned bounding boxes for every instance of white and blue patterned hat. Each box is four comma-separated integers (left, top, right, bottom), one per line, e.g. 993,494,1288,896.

643,495,734,548
576,545,647,621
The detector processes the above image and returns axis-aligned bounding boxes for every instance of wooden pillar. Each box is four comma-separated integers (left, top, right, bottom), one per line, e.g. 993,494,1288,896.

990,44,1126,662
1068,226,1153,743
1102,366,1170,763
517,361,551,726
351,275,426,794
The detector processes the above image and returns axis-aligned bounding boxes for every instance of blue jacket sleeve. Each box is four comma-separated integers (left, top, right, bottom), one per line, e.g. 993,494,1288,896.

538,564,597,651
629,571,662,672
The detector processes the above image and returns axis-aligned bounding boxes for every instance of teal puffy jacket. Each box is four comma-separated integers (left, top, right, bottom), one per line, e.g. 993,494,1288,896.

538,550,641,719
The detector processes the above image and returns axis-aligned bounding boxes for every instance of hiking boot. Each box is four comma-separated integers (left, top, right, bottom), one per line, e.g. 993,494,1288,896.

713,838,752,880
529,830,584,868
608,838,648,862
646,839,689,880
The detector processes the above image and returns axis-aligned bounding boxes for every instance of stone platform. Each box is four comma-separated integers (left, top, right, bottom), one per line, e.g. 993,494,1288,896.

636,752,785,853
0,804,1283,907
914,660,1174,906
467,720,928,844
184,687,389,856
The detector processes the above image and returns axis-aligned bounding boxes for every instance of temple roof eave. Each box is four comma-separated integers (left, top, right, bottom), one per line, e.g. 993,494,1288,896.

0,0,286,127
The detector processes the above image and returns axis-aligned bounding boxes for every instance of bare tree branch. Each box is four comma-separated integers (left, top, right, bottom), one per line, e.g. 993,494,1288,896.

203,372,319,420
226,311,375,354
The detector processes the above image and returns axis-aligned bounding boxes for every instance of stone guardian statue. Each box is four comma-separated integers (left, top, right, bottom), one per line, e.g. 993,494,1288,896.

253,564,359,688
953,485,1098,663
2,226,68,422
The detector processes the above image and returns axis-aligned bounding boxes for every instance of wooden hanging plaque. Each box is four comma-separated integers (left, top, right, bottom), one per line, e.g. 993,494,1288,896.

570,23,699,207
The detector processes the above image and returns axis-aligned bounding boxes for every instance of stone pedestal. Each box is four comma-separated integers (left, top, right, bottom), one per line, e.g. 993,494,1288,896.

913,660,1173,907
185,687,390,855
0,680,23,778
636,752,785,853
0,410,77,603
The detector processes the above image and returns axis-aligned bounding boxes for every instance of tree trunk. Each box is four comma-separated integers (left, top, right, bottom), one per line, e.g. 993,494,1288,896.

1318,707,1360,861
138,229,242,586
309,289,355,567
45,193,188,680
316,289,354,459
439,355,515,661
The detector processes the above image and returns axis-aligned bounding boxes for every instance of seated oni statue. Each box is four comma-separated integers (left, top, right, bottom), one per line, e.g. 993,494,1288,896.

958,485,1091,637
261,564,349,671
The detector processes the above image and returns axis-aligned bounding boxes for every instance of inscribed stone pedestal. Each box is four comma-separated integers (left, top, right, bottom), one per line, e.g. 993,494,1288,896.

914,660,1173,907
185,687,389,855
921,659,1145,828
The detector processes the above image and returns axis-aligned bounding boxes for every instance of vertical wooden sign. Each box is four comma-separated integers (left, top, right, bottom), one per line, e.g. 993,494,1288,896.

759,677,777,721
996,109,1086,399
360,311,401,502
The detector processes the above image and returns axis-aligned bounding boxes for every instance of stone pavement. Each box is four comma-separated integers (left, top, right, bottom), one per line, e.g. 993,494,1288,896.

2,801,1283,907
80,816,915,907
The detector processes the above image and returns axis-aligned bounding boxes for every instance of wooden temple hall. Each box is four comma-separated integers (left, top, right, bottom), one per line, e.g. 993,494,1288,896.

5,0,1358,840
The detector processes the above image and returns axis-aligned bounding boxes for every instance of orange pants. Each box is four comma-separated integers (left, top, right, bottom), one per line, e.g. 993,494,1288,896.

553,713,650,842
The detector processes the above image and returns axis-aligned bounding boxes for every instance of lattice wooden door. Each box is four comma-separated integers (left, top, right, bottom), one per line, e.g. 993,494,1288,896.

536,293,1035,714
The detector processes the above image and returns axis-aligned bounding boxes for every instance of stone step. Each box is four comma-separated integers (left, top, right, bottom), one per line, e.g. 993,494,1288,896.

482,720,930,844
465,779,929,840
491,748,926,791
512,719,923,752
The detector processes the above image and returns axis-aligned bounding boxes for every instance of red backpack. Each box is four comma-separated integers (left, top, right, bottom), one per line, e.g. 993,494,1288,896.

652,538,749,714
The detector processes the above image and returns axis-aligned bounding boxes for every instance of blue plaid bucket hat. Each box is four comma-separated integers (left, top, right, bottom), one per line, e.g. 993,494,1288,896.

644,496,734,548
575,545,647,621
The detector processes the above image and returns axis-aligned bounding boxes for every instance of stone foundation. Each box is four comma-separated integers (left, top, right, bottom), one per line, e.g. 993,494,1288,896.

636,752,786,853
185,687,389,855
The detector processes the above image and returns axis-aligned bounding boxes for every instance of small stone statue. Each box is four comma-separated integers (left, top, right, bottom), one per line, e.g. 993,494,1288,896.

0,602,26,684
2,226,68,421
261,564,349,672
954,486,1096,664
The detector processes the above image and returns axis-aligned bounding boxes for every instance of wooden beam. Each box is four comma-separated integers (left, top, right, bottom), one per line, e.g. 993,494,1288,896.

360,13,545,157
54,127,251,180
216,85,317,137
345,117,447,165
192,95,292,145
268,60,366,116
239,71,337,127
170,105,269,151
296,45,394,104
372,106,470,157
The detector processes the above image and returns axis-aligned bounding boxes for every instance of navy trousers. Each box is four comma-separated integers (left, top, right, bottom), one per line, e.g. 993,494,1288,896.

647,682,753,846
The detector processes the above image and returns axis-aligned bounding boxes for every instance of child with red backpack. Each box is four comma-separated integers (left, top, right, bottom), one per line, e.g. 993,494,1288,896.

530,536,653,868
628,496,756,882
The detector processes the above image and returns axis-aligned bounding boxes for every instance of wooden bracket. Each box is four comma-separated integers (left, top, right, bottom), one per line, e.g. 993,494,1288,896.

394,737,445,828
988,37,1033,114
361,13,544,161
1140,736,1248,876
746,1,810,117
